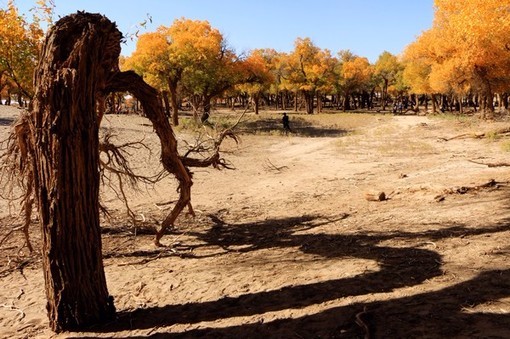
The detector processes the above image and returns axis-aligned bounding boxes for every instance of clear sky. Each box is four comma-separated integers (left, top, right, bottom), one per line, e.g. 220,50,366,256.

9,0,434,63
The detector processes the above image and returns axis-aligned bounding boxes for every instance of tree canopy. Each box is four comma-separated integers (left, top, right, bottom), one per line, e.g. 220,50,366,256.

3,0,510,115
0,1,43,101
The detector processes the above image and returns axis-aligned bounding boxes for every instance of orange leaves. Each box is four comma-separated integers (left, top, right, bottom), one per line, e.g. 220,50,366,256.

286,37,335,92
236,49,275,95
374,51,401,81
405,0,510,96
0,1,44,97
33,0,55,25
126,17,244,110
341,57,373,88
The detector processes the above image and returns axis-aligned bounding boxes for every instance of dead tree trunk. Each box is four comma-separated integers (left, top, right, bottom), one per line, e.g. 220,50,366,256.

7,11,234,332
105,71,193,245
30,13,117,331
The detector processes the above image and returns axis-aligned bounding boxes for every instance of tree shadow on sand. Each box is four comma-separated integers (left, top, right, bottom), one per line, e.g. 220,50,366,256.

83,213,510,337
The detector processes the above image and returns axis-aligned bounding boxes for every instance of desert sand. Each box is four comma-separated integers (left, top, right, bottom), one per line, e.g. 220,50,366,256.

1,104,510,338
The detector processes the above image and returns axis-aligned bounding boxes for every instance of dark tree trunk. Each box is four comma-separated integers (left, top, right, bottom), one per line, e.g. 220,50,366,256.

253,93,260,114
382,79,389,111
458,95,464,114
167,76,180,126
502,93,509,109
6,92,11,105
369,88,375,110
431,93,438,114
303,90,314,114
162,90,171,119
342,92,351,112
294,90,298,112
411,94,419,112
30,12,118,332
203,96,212,114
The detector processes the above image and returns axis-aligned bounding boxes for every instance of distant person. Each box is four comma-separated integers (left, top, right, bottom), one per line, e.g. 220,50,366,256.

282,112,291,134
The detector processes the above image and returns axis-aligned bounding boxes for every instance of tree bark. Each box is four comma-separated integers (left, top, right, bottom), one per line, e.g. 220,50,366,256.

201,95,212,122
253,93,260,114
431,93,438,114
342,92,351,112
30,12,118,332
294,90,298,112
303,90,314,114
162,90,171,118
382,78,389,111
316,91,322,113
167,77,180,126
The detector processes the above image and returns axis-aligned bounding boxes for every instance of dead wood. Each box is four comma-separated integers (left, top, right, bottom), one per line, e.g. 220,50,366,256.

365,191,386,202
105,71,240,244
180,112,243,170
263,159,289,173
104,71,194,246
468,160,510,167
27,12,120,331
98,130,162,223
439,127,510,141
434,179,505,202
0,114,35,251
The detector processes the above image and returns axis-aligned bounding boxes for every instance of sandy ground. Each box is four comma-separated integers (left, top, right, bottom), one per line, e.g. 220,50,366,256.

1,104,510,338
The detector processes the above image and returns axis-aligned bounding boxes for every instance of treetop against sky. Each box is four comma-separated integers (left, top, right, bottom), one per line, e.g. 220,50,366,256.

8,0,434,63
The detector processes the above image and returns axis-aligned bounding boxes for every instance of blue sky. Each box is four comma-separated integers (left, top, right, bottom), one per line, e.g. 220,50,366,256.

9,0,434,63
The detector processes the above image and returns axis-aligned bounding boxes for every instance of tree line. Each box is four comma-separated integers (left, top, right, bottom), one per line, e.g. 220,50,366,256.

2,1,510,121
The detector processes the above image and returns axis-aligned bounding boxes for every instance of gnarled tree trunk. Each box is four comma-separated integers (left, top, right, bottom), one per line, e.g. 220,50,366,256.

14,11,231,332
30,13,118,332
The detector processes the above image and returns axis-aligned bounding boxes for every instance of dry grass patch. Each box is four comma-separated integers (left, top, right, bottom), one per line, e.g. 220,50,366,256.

376,139,437,156
181,110,392,137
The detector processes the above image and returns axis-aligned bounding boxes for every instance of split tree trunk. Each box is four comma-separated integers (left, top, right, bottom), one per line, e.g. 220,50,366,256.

30,12,119,332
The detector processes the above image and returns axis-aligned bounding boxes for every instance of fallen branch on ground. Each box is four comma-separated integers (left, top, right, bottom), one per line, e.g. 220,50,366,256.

438,127,510,142
468,160,510,167
0,303,25,320
434,179,507,202
263,159,289,173
365,191,386,202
